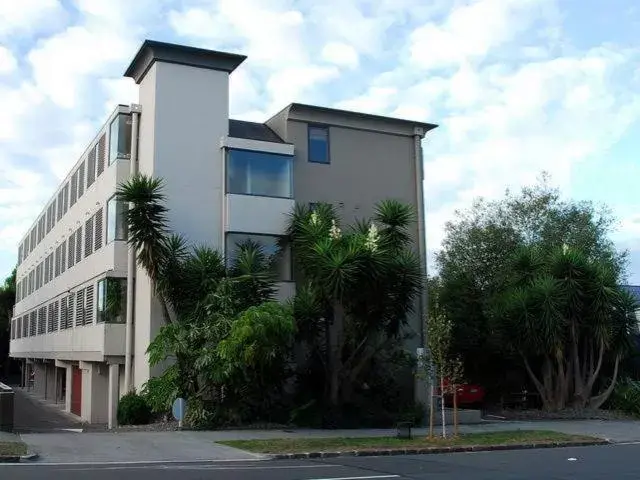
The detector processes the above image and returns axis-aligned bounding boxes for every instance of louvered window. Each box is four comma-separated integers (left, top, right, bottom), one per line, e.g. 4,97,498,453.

63,183,69,214
61,297,68,330
47,303,54,333
87,147,96,187
97,133,106,176
30,228,36,250
68,292,75,328
54,245,61,277
85,217,94,257
37,307,45,335
78,161,85,198
68,232,76,268
84,284,94,325
53,301,59,331
57,191,63,220
75,289,85,327
60,240,67,274
29,311,36,336
28,270,34,293
94,208,103,251
70,171,78,206
23,315,28,337
75,225,83,262
48,253,54,282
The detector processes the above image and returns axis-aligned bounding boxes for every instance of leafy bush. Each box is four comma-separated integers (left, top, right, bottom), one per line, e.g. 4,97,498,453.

607,378,640,416
117,391,152,425
141,365,180,415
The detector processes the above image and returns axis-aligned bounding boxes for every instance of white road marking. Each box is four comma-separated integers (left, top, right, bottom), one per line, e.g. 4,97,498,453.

306,476,400,480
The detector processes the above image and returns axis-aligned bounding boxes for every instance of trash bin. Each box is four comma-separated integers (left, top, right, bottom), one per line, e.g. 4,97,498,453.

0,382,14,432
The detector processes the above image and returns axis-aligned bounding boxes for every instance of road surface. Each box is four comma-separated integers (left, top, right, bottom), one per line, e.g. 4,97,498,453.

2,442,640,479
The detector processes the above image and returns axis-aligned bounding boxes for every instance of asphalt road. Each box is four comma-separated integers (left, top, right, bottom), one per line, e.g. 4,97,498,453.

2,443,640,479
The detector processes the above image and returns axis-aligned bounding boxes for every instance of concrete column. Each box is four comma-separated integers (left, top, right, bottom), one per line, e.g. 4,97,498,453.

80,361,109,424
108,364,119,429
65,365,72,412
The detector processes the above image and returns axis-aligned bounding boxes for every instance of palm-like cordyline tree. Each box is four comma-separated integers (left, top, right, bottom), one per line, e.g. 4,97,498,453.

287,200,423,409
496,245,637,410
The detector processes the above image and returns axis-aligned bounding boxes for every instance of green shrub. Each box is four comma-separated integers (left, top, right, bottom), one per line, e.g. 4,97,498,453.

607,378,640,416
117,391,152,425
141,365,180,414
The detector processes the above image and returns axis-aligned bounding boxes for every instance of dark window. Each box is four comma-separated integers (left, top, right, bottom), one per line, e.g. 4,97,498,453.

109,114,132,164
225,233,292,281
97,278,127,324
226,149,293,198
308,125,330,164
107,196,128,242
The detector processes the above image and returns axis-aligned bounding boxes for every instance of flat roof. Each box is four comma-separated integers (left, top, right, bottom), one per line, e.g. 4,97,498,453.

287,103,438,133
124,39,247,84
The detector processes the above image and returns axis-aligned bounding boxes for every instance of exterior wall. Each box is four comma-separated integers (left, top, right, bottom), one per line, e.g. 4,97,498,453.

80,361,109,423
133,61,231,391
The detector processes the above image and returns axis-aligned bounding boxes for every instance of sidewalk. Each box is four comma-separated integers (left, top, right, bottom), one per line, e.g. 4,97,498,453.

18,418,640,463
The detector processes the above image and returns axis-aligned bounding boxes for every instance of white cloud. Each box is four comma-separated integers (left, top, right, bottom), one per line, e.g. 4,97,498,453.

410,0,557,71
321,42,359,69
0,46,17,74
0,0,66,38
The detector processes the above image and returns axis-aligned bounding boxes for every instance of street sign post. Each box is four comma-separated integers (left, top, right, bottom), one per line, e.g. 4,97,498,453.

172,397,187,429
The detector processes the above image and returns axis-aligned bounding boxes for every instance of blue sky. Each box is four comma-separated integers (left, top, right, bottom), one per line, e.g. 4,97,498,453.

0,0,638,283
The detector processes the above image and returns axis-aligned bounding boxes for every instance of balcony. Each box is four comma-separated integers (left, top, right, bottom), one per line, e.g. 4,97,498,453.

10,322,125,361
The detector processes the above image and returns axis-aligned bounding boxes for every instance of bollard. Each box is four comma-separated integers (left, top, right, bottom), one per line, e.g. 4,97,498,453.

0,382,15,432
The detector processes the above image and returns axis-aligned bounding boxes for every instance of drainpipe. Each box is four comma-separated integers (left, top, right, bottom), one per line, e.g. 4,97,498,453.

413,128,428,342
124,104,142,393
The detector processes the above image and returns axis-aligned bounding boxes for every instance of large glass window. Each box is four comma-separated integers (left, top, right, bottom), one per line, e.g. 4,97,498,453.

226,233,292,281
109,114,132,165
97,278,127,324
308,125,330,164
107,196,128,242
226,149,293,198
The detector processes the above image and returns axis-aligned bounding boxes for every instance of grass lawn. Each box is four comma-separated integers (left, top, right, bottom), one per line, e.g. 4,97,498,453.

0,441,27,457
219,430,600,454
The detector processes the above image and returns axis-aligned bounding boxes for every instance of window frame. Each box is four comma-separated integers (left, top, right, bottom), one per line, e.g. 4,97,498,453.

225,148,294,199
225,231,293,282
109,114,132,165
307,124,331,164
106,194,129,243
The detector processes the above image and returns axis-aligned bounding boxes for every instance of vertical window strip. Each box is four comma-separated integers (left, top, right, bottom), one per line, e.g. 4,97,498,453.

75,289,85,327
97,133,106,176
54,301,59,331
85,284,94,325
87,147,96,187
85,217,94,257
78,161,85,198
68,232,76,268
61,240,67,274
70,171,78,206
48,303,54,333
94,208,103,251
75,226,83,263
61,297,68,330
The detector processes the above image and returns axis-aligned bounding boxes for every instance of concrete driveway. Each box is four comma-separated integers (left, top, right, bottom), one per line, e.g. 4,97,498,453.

20,431,262,463
13,388,83,433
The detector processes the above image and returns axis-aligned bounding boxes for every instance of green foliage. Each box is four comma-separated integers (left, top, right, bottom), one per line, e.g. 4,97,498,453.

117,391,152,425
0,268,16,377
287,199,423,413
495,245,637,410
141,365,180,414
607,378,640,416
433,173,631,404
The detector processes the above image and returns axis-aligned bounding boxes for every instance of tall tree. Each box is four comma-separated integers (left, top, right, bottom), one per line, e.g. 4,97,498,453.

434,173,629,399
496,245,637,410
0,269,16,379
287,200,423,412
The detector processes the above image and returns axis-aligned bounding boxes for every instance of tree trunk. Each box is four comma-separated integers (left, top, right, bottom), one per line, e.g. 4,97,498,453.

453,384,458,437
440,373,446,438
429,380,435,439
328,300,345,407
588,355,621,409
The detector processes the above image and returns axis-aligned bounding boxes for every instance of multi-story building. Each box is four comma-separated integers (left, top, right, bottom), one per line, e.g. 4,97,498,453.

9,40,436,426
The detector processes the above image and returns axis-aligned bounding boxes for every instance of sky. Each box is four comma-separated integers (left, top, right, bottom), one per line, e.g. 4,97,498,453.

0,0,639,284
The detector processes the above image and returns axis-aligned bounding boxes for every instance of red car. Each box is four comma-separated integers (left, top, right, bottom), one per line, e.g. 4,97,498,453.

437,378,485,407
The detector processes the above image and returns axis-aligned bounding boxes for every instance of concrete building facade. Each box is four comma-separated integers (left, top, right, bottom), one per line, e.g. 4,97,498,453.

9,40,436,425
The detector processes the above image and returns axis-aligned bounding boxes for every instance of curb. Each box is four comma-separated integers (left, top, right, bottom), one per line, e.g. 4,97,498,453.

268,440,610,460
0,452,39,463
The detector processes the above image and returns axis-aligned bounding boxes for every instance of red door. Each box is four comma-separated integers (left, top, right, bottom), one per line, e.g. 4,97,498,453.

71,366,82,416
